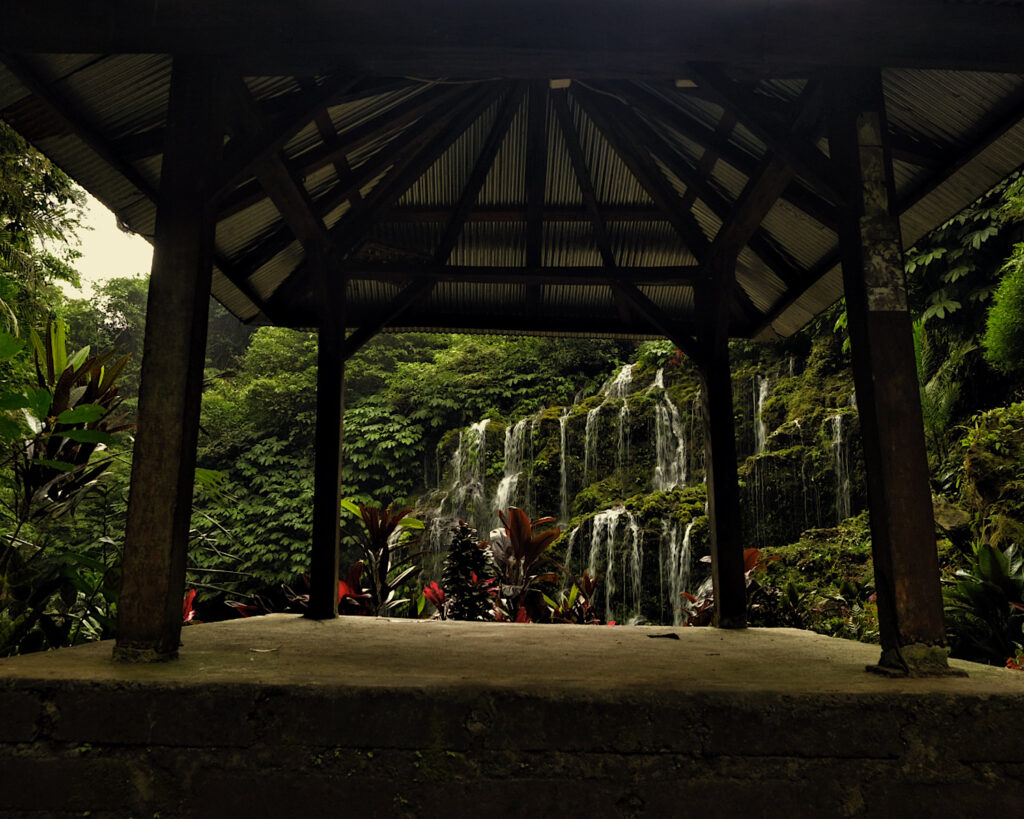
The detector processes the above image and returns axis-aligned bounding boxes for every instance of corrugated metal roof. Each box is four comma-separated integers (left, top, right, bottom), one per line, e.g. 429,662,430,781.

3,50,1024,342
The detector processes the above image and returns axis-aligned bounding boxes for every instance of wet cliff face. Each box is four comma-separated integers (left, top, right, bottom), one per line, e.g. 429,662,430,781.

416,336,867,626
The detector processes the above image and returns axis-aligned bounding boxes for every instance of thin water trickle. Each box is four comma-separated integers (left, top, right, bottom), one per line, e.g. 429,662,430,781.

754,375,770,454
830,413,852,522
559,407,570,524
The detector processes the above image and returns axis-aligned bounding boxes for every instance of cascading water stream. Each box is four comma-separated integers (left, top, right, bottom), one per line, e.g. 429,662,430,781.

665,520,694,626
830,413,852,522
559,407,570,524
651,368,687,491
493,417,530,524
754,375,770,454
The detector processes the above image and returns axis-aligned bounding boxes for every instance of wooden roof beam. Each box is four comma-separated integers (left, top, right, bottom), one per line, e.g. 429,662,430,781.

228,80,329,248
217,83,466,218
552,89,615,267
339,278,438,361
269,86,497,313
341,263,704,285
572,85,709,263
436,82,525,264
608,93,807,288
619,81,838,229
0,52,275,317
214,74,362,202
8,2,1024,74
687,64,844,204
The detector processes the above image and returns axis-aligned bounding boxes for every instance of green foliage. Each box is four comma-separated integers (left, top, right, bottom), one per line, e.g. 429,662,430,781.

440,521,496,621
944,542,1024,665
341,500,425,616
983,243,1024,375
0,121,84,333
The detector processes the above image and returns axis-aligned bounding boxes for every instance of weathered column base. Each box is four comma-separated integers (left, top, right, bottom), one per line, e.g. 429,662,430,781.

867,644,968,678
111,644,178,663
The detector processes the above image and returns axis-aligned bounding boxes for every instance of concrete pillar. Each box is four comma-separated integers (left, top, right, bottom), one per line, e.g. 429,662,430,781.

829,68,949,674
114,57,224,661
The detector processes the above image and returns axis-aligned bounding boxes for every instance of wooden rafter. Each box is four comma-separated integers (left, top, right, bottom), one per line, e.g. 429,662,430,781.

226,86,492,281
552,89,614,266
382,205,705,223
107,78,415,162
228,80,329,249
0,52,274,318
713,78,829,259
435,83,525,264
608,93,807,288
341,263,703,285
572,85,709,263
217,83,466,217
214,74,362,202
339,278,438,361
270,84,498,313
525,81,548,268
300,78,366,216
618,82,837,229
687,64,843,204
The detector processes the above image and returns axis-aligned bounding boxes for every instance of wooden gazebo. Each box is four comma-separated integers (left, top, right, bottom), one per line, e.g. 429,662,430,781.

6,1,1024,673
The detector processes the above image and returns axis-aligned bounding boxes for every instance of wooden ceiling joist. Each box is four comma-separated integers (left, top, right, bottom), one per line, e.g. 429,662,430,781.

0,51,274,317
573,85,709,264
619,82,838,230
435,82,525,265
341,264,704,285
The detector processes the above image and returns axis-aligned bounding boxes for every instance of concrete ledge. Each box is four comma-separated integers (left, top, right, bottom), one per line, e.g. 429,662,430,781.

1,617,1023,817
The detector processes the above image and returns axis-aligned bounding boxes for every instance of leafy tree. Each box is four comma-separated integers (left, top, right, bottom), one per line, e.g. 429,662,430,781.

0,121,84,333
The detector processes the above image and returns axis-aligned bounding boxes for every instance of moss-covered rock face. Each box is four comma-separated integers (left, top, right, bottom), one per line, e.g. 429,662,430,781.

961,402,1024,549
415,334,873,626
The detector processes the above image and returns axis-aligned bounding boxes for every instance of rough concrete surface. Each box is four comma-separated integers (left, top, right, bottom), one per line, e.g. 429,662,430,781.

1,617,1023,817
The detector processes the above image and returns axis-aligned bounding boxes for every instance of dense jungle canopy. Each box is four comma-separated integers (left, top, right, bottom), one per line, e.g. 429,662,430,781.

4,119,1024,666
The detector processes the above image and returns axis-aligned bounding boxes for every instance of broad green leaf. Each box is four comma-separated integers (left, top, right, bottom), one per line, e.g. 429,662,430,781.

0,392,29,411
60,429,115,445
397,516,425,530
66,345,91,373
35,458,75,472
57,404,106,424
339,498,361,516
25,388,52,421
0,331,23,361
0,416,23,440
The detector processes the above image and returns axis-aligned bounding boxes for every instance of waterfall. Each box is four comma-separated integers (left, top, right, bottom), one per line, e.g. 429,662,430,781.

651,368,687,491
604,363,635,399
562,526,580,588
583,404,601,485
830,413,852,522
426,419,492,553
664,520,694,626
616,398,631,471
586,506,645,622
754,375,770,454
493,417,530,524
559,407,570,524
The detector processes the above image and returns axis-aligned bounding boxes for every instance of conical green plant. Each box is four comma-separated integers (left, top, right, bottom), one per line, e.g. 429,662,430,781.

441,521,497,621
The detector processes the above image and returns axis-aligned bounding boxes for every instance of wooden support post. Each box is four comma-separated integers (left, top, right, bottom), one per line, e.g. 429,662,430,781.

696,272,746,629
308,251,346,620
114,57,225,661
829,69,950,674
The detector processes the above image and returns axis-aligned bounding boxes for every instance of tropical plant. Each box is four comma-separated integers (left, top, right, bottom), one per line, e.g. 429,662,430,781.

944,541,1024,665
0,320,131,655
489,507,561,620
440,520,497,621
543,569,604,625
341,499,426,616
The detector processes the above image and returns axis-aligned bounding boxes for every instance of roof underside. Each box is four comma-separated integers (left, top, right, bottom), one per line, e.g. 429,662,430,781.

4,2,1024,341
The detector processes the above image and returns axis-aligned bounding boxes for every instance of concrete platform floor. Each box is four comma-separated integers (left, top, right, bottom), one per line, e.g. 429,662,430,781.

2,617,1024,817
